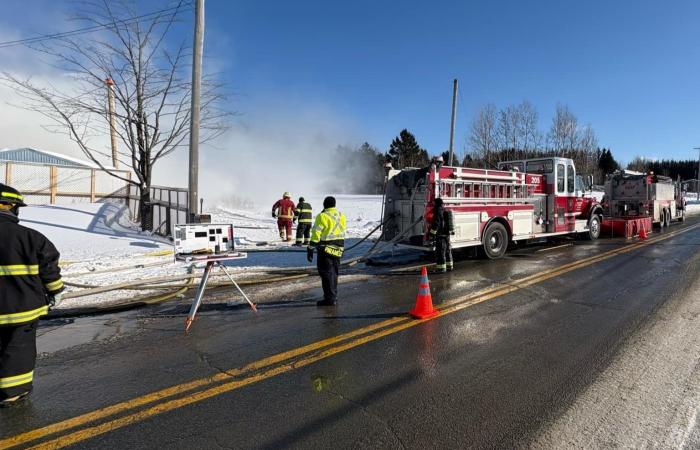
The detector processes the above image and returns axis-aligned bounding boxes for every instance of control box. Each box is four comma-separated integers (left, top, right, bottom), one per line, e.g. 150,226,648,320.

174,223,234,255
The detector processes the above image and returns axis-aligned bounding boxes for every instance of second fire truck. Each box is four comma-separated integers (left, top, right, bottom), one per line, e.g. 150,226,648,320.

381,156,604,259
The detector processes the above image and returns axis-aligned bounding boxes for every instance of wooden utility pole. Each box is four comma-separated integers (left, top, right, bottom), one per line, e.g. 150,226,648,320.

105,78,119,168
695,147,700,201
448,78,458,166
188,0,205,221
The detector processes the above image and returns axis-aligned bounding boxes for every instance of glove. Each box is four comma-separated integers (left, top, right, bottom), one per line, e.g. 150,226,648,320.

307,247,314,262
272,212,277,218
48,292,64,309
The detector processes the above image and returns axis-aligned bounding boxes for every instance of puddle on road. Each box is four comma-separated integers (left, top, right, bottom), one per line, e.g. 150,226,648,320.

37,313,140,354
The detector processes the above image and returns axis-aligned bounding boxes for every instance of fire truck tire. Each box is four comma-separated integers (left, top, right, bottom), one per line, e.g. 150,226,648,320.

584,215,601,240
665,209,672,227
482,222,508,259
661,209,669,228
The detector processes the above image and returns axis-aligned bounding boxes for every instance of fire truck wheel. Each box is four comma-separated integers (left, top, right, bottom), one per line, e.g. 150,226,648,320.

665,209,671,227
482,222,508,259
585,215,601,240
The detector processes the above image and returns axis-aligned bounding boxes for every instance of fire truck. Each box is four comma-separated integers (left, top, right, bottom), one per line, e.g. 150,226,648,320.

381,156,604,259
603,171,686,228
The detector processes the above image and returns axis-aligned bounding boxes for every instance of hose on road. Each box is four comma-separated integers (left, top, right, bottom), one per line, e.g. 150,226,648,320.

50,214,424,318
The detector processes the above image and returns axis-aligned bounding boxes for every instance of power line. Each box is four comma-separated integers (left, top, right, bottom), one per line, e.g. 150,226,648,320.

0,2,193,50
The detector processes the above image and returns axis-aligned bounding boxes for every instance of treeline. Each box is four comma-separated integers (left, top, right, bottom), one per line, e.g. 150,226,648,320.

464,102,618,183
328,101,697,194
327,130,432,194
626,157,698,180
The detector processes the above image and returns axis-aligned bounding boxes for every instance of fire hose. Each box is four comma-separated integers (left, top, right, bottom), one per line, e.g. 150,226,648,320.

47,215,422,318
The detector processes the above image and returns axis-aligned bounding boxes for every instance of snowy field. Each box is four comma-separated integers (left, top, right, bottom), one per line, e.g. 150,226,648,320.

20,196,384,309
18,194,700,310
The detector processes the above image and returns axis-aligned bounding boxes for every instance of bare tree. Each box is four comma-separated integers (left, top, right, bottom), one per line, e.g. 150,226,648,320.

548,103,578,152
1,0,229,230
497,104,522,158
518,101,542,154
467,103,498,167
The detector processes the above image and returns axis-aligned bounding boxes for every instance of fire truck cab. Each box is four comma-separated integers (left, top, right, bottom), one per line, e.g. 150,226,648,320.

381,156,604,259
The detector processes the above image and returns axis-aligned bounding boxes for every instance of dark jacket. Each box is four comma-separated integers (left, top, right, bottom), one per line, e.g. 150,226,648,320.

0,210,63,326
294,202,313,224
429,207,455,237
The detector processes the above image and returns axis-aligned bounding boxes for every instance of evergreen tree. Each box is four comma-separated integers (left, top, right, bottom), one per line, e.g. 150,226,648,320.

598,149,619,175
387,129,429,169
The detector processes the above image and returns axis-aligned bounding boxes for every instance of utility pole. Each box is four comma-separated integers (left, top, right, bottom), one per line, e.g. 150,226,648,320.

188,0,205,221
448,78,458,166
695,147,700,201
105,78,119,168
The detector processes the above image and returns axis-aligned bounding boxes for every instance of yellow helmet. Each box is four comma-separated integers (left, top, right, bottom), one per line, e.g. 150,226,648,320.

283,192,291,198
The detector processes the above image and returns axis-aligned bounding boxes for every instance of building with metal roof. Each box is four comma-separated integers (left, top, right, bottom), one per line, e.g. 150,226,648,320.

0,147,112,169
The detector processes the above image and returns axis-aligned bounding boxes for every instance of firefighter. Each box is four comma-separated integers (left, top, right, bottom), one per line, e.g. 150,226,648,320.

293,197,313,246
271,192,296,242
0,184,63,407
429,197,455,273
307,196,347,307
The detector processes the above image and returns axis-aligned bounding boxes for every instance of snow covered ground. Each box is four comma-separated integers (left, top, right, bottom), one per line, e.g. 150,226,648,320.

20,196,385,309
17,193,700,310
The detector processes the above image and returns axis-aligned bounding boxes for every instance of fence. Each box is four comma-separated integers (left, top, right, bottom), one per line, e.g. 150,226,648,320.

127,184,189,237
1,161,130,205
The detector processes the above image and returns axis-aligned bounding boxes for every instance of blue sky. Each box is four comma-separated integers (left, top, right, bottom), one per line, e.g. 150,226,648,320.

2,0,700,165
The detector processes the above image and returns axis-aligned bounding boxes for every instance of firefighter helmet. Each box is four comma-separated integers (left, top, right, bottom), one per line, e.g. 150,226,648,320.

283,192,291,198
0,184,27,207
299,196,305,202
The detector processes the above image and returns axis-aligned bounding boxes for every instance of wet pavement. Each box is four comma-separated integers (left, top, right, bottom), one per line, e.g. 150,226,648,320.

1,217,700,449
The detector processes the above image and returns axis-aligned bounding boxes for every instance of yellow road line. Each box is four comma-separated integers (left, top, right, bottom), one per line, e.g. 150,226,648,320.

7,223,700,449
0,317,407,450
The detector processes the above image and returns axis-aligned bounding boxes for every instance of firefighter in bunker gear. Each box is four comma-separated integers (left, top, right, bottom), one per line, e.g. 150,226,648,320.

0,184,64,406
307,196,347,306
429,198,455,273
272,192,296,242
293,197,313,246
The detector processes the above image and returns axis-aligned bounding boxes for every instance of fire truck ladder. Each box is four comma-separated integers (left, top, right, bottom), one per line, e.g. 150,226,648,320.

437,170,536,204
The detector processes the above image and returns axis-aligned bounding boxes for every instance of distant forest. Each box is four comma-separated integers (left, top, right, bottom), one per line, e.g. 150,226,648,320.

332,102,697,194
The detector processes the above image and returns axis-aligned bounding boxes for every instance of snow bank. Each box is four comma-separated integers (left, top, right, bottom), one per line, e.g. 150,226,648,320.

20,196,385,309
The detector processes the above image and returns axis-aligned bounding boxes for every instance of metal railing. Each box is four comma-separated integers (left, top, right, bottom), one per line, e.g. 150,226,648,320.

128,184,188,237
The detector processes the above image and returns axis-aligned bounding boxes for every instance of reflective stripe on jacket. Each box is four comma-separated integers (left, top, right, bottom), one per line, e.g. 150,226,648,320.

294,202,313,223
429,207,455,237
308,208,347,257
272,198,296,220
0,210,63,326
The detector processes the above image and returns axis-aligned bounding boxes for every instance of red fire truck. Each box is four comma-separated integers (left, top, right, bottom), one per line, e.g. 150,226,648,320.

603,171,686,228
381,156,604,259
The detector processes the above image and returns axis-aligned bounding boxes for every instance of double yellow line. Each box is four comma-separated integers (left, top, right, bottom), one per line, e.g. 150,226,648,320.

3,222,698,450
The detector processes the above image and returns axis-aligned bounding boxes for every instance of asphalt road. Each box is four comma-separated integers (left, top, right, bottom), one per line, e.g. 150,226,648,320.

1,217,699,449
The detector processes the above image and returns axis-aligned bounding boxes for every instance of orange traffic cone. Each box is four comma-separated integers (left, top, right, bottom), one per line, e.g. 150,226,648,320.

638,226,647,240
409,266,440,319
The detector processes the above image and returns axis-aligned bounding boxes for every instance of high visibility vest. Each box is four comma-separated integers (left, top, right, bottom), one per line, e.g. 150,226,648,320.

309,208,347,257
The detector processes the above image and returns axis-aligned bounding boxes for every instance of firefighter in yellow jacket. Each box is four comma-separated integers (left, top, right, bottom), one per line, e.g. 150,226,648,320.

0,184,64,407
307,196,347,306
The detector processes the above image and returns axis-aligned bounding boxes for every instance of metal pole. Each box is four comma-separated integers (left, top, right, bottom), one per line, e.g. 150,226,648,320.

105,78,119,169
448,78,458,166
188,0,205,221
695,147,700,201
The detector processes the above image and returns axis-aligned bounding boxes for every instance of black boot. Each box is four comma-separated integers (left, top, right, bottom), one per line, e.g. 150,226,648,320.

316,299,336,307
